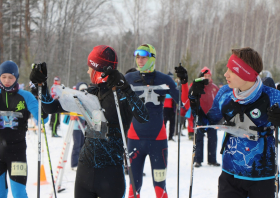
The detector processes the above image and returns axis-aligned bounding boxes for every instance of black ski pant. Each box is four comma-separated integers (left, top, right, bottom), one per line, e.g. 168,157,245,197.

75,162,125,198
50,113,60,135
163,108,175,139
194,127,217,164
218,171,276,198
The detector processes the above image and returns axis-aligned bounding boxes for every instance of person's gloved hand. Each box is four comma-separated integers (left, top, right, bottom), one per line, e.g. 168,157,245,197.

102,66,130,91
175,66,188,84
29,62,48,84
30,85,38,97
267,103,280,126
188,79,209,99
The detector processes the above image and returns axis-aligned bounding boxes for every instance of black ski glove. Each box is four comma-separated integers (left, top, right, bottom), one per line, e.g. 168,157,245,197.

86,86,99,95
102,66,130,91
175,66,188,84
29,62,48,84
189,79,209,99
30,83,38,97
267,103,280,126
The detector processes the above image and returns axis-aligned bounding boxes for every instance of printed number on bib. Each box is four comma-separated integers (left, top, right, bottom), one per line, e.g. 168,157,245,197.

153,169,167,182
11,162,27,176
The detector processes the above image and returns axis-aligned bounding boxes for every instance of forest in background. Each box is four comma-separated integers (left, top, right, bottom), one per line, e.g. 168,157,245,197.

0,0,280,87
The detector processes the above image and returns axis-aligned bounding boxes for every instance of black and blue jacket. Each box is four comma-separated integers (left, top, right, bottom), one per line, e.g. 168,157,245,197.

195,84,280,181
41,83,148,168
0,88,49,148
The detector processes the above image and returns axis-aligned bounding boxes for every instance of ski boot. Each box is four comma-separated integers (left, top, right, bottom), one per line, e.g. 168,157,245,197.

188,132,194,140
52,133,61,137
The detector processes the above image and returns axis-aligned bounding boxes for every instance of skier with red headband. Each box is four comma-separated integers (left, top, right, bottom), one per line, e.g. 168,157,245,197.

188,47,280,198
29,45,149,198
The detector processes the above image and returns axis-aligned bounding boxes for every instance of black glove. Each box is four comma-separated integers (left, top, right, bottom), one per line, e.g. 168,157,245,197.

267,103,280,126
175,66,188,84
29,62,48,84
190,99,198,111
102,66,130,90
30,85,38,97
188,79,209,99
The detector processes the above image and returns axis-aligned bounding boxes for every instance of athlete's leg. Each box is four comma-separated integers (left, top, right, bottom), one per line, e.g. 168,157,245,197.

0,161,8,198
163,108,170,138
247,179,274,198
71,130,84,168
95,165,125,198
52,113,59,136
218,171,247,198
75,162,97,198
149,139,168,198
169,111,175,140
50,113,55,128
207,128,218,164
8,149,28,198
194,128,204,163
128,138,148,197
187,115,194,139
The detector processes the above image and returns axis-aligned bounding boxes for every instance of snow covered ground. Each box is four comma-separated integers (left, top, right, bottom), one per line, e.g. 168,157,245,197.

5,117,278,198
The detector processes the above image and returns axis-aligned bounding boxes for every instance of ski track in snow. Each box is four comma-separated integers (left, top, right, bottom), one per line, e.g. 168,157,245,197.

6,116,279,198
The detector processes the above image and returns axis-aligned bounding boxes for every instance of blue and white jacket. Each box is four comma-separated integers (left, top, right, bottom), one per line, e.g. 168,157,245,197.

195,84,280,181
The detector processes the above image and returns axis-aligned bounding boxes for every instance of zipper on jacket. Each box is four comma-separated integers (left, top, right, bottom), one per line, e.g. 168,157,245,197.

6,92,8,108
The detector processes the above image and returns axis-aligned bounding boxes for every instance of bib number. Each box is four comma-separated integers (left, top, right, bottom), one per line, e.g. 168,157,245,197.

153,169,167,182
11,162,27,176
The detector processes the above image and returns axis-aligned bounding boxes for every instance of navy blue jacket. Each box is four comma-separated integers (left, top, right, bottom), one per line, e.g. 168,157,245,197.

125,71,179,140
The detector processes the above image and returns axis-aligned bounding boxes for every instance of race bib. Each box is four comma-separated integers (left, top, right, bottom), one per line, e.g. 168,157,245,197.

11,162,27,176
153,168,167,182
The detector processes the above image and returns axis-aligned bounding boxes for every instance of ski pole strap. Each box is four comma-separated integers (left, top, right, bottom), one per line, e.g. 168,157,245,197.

98,89,112,102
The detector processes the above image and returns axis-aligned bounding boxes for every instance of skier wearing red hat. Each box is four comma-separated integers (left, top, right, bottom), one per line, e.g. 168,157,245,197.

29,45,149,198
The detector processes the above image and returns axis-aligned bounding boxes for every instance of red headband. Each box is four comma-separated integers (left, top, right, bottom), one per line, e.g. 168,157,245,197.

227,54,258,82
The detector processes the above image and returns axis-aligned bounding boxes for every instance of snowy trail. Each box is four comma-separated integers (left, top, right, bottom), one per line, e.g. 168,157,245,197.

6,117,277,198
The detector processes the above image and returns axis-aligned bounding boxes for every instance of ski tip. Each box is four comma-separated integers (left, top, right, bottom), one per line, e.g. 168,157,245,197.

58,188,65,193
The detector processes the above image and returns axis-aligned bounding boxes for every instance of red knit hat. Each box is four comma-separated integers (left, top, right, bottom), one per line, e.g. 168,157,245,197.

87,45,118,72
200,66,212,75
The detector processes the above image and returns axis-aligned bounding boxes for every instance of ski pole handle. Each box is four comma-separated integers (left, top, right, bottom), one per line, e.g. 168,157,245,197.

31,63,44,86
194,77,205,82
194,69,209,83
